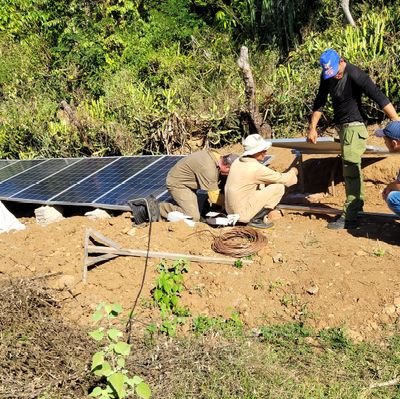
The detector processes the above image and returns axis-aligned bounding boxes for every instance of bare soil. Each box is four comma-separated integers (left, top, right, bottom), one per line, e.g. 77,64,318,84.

1,135,399,343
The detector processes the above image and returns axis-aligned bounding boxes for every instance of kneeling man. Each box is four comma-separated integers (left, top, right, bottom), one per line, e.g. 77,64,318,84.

376,121,400,217
225,134,298,228
159,150,238,221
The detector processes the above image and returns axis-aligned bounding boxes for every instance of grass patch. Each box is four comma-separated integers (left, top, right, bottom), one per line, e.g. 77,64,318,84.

2,279,400,398
132,323,400,399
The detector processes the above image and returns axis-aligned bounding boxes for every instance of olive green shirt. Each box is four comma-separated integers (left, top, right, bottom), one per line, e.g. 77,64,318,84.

166,150,220,191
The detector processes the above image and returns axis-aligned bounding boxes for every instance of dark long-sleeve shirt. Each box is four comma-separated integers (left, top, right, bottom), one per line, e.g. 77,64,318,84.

312,62,390,125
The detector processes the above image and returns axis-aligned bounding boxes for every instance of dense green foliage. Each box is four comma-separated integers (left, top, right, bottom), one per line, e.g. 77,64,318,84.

0,0,399,157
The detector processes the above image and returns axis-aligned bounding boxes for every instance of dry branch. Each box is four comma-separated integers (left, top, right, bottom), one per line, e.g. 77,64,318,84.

341,0,356,27
237,46,272,138
60,100,90,149
369,376,400,388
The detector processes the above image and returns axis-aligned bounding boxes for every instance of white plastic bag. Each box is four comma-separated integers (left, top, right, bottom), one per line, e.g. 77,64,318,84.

167,211,195,227
0,201,25,233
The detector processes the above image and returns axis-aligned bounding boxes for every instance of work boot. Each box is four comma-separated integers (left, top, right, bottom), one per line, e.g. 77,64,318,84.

327,215,358,230
248,208,274,229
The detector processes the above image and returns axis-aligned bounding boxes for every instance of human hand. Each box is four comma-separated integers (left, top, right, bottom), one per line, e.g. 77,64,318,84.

307,128,318,144
290,166,299,176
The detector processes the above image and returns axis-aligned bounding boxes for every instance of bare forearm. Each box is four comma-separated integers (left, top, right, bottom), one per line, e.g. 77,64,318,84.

382,181,400,200
309,111,323,130
383,103,400,121
307,111,322,143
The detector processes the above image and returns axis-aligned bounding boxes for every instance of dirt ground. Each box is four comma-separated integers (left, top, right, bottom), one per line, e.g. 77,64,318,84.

1,133,399,343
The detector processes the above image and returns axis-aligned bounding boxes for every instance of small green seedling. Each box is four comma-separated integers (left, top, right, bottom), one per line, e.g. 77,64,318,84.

301,230,320,248
371,240,386,257
268,279,285,292
152,259,190,336
373,248,386,257
88,303,151,399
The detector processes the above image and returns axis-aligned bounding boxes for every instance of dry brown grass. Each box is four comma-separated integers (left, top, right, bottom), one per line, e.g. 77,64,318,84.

0,279,95,399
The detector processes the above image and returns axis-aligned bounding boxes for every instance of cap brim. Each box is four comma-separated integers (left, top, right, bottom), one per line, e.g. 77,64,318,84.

322,69,339,80
375,129,386,137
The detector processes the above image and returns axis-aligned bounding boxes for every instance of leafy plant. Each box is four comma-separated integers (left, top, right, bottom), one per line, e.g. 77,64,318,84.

153,259,190,317
372,241,386,257
152,259,190,336
88,303,151,399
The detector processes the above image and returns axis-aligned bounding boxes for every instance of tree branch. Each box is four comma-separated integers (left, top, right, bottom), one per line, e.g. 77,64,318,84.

341,0,356,27
237,46,271,138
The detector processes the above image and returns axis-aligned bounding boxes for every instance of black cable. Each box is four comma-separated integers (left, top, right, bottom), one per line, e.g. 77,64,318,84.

125,198,153,344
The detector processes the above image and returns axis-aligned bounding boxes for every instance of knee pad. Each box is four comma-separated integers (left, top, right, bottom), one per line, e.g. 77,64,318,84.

342,162,360,179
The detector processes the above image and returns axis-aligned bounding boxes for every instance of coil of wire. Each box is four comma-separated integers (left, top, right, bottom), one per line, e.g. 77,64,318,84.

211,226,268,258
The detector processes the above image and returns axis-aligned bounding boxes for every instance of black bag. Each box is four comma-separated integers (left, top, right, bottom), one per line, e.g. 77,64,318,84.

127,195,160,225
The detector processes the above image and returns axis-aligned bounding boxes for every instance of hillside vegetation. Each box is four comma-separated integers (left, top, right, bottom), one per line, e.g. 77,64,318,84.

0,0,399,158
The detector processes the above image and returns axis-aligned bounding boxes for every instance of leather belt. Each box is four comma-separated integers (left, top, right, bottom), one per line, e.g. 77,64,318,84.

339,122,365,128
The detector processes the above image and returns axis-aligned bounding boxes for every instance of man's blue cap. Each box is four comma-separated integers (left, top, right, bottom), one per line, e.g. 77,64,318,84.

375,121,400,140
319,49,340,80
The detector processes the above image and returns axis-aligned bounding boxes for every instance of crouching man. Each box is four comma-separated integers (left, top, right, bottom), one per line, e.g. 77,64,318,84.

225,134,298,229
375,121,400,217
159,150,238,222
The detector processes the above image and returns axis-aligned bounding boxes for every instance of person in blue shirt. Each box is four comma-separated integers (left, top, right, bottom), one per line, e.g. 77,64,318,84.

375,121,400,217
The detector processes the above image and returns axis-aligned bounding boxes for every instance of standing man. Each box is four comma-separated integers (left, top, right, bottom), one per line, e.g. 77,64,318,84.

225,134,298,229
375,121,400,217
159,150,238,222
308,48,399,229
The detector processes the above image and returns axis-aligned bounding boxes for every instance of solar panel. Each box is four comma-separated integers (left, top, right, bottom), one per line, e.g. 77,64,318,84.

271,137,388,154
51,156,159,205
0,160,18,170
10,158,115,202
0,159,46,181
93,156,182,207
271,137,340,152
0,159,79,198
0,155,184,211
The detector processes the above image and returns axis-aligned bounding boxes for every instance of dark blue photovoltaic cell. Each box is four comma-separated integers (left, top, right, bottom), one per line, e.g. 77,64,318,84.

51,156,160,203
0,160,18,170
95,156,183,206
0,160,45,182
0,159,79,198
0,155,185,210
156,191,173,202
11,158,115,201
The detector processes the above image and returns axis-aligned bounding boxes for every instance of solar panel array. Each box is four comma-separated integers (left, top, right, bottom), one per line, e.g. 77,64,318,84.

0,156,183,211
271,137,389,154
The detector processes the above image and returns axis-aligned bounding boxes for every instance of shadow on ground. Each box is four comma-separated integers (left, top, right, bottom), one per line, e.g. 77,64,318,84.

348,218,400,246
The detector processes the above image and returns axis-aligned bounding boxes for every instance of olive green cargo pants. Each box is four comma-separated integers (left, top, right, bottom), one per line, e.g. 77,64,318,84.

338,123,368,220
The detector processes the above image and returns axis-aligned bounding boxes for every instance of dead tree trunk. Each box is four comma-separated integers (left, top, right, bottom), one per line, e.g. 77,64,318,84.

60,100,90,151
341,0,356,27
237,46,272,138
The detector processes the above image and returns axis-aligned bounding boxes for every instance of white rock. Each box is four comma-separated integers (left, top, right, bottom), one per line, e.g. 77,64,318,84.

384,305,396,315
306,285,319,295
34,206,64,225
